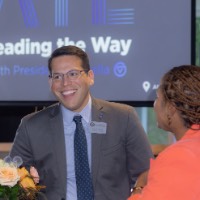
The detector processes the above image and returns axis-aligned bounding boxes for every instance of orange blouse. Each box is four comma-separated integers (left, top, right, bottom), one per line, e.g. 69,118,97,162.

128,126,200,200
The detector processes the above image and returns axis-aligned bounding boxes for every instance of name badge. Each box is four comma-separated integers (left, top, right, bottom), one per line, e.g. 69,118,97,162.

90,121,107,134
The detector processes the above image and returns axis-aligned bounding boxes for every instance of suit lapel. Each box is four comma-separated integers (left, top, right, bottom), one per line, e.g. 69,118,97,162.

91,98,106,188
49,104,67,193
47,100,107,192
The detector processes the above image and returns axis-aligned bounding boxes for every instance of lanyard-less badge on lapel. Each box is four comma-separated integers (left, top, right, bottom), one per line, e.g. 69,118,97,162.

90,121,107,134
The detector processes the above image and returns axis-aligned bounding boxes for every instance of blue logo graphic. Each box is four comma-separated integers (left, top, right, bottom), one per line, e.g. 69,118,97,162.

113,62,127,77
1,0,69,28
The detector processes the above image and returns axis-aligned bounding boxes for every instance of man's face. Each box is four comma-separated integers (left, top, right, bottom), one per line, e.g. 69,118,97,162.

49,55,94,112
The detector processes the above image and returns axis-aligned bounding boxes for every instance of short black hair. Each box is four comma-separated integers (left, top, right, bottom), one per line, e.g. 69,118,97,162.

48,45,90,73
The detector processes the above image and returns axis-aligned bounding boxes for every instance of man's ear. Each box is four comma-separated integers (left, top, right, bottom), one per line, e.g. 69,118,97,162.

90,79,94,85
48,76,53,88
88,70,94,86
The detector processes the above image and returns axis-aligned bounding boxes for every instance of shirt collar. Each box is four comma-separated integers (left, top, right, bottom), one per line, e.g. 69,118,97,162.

61,96,92,125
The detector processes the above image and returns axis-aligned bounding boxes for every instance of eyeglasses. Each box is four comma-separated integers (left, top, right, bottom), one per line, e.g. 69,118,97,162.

49,70,88,82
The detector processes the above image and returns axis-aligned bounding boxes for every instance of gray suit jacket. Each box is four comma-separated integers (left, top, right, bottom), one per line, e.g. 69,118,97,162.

10,98,153,200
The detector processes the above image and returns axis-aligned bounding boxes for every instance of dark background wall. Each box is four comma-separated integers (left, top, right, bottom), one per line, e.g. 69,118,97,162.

0,105,47,142
0,101,153,142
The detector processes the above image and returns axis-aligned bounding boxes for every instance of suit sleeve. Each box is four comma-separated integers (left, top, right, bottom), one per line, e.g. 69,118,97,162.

126,107,153,186
10,116,34,168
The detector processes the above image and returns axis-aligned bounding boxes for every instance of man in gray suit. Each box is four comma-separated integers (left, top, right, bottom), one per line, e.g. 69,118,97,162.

10,45,153,200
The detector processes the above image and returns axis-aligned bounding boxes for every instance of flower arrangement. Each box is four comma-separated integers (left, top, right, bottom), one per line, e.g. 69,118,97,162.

0,156,45,200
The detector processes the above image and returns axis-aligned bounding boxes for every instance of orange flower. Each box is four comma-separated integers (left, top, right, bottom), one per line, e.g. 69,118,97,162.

18,167,36,189
20,176,36,189
18,167,29,181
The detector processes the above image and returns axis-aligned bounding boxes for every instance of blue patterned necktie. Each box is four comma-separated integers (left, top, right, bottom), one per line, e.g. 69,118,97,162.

73,115,94,200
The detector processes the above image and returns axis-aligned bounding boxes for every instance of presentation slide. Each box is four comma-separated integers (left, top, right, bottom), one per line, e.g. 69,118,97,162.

0,0,192,103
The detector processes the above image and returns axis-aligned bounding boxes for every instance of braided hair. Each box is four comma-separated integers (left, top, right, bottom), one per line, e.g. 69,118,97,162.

160,65,200,128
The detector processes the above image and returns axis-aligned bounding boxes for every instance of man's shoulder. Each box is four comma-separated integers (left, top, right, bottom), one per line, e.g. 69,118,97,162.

93,98,133,111
22,103,60,122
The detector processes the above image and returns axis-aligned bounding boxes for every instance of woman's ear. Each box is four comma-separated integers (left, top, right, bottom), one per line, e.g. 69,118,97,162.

167,102,176,116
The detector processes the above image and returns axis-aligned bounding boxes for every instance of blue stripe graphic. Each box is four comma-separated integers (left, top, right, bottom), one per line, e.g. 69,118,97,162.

107,8,134,25
55,0,68,27
92,0,106,25
0,0,3,10
18,0,38,27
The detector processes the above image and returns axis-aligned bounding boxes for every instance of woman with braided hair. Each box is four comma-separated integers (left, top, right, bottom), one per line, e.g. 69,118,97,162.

128,65,200,200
